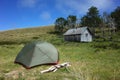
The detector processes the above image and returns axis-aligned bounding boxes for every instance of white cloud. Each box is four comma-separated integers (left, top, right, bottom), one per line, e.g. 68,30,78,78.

55,0,113,16
90,0,113,10
40,11,51,21
18,0,38,8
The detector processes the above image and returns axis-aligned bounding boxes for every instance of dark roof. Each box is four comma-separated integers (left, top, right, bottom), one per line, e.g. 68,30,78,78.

64,27,90,35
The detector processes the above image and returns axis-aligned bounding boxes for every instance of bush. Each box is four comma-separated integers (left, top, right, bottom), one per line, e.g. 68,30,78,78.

32,36,39,39
91,42,108,49
109,43,120,49
91,42,120,50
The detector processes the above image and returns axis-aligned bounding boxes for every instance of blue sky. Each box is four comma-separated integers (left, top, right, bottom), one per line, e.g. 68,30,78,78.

0,0,120,31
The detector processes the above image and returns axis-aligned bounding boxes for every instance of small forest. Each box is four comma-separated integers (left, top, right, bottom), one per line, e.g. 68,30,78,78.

55,6,120,41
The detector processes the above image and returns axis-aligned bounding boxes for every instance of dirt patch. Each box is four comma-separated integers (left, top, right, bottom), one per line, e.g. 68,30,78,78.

4,68,25,80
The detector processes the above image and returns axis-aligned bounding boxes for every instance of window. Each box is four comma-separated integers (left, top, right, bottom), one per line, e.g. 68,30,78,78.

86,33,88,37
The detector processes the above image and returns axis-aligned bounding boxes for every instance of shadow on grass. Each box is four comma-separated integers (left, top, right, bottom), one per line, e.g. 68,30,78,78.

0,41,28,45
91,41,120,50
47,31,63,35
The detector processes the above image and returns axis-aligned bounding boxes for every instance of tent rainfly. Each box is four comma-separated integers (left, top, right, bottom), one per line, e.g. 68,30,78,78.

14,41,59,69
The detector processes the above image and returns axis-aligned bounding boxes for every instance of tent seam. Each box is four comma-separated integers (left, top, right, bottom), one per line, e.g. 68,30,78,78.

39,48,54,61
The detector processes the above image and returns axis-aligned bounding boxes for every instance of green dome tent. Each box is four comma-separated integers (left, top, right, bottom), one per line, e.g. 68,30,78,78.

15,41,59,69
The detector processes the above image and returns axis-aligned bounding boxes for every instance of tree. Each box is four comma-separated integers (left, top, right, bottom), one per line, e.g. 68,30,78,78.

67,15,77,28
81,6,101,36
81,15,89,26
100,12,110,40
111,6,120,30
76,18,81,28
55,17,67,33
100,12,107,40
81,6,101,27
100,12,116,41
107,15,116,40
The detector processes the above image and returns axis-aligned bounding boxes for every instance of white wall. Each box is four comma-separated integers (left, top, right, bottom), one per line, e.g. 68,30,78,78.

80,30,92,42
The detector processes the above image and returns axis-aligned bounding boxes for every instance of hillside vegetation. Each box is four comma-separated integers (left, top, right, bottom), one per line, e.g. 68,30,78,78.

0,26,120,80
0,26,56,45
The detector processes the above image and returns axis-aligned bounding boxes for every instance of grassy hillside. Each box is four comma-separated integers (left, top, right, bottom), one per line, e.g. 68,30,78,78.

0,26,120,80
0,26,56,44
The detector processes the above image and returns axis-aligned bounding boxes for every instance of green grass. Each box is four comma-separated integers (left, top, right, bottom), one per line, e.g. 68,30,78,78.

0,26,120,80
